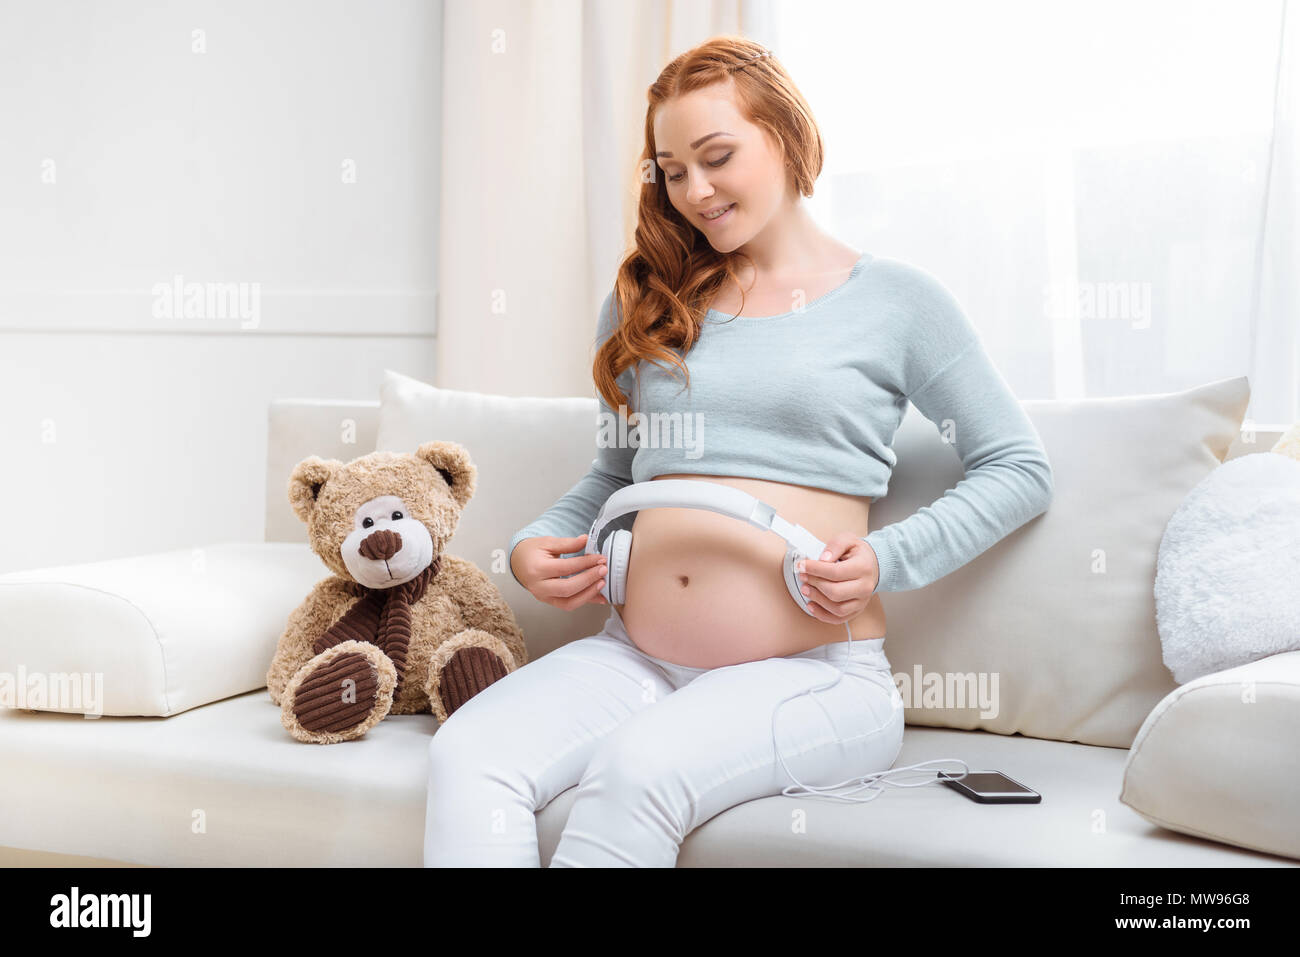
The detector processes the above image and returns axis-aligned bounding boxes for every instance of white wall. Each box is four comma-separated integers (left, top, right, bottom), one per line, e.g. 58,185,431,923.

0,0,442,573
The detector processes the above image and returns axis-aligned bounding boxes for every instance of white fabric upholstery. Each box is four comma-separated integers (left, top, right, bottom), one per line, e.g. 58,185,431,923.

1155,453,1300,683
0,687,1291,866
1120,650,1300,860
0,689,438,866
0,543,324,716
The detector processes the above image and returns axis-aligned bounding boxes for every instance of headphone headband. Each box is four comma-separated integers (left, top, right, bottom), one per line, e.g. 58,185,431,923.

584,480,826,560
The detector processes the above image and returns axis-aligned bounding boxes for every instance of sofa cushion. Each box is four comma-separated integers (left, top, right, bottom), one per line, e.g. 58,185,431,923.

0,542,324,717
1119,650,1300,860
375,369,613,659
0,688,1289,866
878,375,1249,749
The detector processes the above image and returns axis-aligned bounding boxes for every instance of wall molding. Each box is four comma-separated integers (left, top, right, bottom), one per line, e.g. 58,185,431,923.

0,289,438,337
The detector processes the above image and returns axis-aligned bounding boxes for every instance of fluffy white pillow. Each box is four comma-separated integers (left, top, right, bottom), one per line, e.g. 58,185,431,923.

1155,452,1300,684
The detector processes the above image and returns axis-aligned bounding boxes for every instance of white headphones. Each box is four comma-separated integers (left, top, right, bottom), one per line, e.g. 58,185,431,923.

583,479,830,615
583,479,970,803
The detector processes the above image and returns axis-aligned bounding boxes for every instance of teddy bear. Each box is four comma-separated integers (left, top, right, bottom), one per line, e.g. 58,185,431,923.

266,440,526,744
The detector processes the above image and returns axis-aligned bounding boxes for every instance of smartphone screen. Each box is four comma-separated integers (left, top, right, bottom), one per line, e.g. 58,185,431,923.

946,772,1035,796
938,770,1040,802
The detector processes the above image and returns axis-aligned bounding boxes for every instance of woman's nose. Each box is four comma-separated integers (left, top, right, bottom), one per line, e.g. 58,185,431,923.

687,185,714,205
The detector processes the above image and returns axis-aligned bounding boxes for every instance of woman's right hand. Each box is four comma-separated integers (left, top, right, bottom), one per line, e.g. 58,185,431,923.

511,534,610,610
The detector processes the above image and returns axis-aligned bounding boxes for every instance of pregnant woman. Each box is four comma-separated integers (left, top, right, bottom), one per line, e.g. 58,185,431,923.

424,36,1053,867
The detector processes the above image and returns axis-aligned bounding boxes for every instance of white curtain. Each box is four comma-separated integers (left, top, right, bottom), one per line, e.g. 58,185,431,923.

771,0,1298,426
436,0,777,396
1252,0,1298,429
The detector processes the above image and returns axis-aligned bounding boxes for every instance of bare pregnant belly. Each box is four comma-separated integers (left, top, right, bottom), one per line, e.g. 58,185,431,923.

615,473,888,668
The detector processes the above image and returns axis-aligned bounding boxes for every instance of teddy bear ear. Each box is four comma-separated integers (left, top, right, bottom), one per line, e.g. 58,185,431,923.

287,456,342,524
415,441,477,509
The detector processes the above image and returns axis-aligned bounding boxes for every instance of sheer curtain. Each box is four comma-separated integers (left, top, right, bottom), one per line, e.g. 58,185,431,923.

437,0,776,396
772,0,1297,426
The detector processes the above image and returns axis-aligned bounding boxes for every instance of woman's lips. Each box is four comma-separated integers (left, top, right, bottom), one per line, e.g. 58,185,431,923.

700,203,736,227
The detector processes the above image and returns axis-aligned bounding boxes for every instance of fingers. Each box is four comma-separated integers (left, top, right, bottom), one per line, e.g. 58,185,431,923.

541,533,605,576
798,558,839,579
803,596,842,624
546,553,611,598
804,601,832,624
549,550,607,577
555,573,608,611
799,539,865,581
800,570,862,621
561,572,605,608
800,572,848,603
802,581,851,616
805,594,853,624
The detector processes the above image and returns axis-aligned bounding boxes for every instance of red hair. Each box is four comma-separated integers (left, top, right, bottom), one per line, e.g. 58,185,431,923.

594,35,825,416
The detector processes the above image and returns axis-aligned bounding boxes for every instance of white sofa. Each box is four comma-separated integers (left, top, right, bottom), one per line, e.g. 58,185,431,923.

1,380,1296,868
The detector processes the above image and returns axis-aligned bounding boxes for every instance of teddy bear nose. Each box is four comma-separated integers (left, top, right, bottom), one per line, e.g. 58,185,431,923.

359,528,403,561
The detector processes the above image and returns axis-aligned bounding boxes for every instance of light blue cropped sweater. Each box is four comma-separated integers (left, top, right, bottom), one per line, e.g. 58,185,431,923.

507,252,1053,595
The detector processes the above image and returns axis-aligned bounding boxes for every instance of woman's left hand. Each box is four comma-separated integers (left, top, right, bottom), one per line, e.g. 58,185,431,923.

796,534,880,625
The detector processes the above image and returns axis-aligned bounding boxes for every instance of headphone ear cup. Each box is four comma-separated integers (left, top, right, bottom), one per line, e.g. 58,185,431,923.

602,529,632,604
784,547,817,618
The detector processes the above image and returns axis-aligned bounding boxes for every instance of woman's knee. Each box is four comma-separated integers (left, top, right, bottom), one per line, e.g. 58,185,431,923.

427,691,518,772
426,644,571,765
426,719,541,813
427,719,479,774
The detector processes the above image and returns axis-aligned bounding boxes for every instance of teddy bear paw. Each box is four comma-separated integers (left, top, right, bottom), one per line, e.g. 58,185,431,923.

281,640,397,744
426,629,518,724
438,646,510,717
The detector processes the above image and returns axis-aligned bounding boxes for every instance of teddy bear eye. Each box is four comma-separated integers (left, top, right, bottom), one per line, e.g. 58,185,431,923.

362,517,373,528
391,511,403,521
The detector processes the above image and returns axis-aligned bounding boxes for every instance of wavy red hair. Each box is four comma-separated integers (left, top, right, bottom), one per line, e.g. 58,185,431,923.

594,35,825,417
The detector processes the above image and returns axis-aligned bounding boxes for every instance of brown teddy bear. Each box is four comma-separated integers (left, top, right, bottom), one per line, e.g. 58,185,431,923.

266,440,526,744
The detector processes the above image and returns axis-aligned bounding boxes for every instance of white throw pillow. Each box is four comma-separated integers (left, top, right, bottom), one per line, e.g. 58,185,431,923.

876,375,1249,748
0,542,325,716
375,369,613,659
1155,452,1300,684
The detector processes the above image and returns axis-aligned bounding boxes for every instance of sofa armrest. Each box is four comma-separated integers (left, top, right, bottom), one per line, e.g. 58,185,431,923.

0,542,325,717
1120,650,1300,861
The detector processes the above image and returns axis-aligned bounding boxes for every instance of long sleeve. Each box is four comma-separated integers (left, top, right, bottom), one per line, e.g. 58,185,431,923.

507,290,637,587
862,308,1053,595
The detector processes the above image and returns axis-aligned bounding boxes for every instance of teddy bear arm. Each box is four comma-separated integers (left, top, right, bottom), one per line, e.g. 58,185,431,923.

441,558,526,660
266,576,361,705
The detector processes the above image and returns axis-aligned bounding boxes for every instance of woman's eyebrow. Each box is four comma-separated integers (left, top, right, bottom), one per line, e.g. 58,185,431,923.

656,131,732,158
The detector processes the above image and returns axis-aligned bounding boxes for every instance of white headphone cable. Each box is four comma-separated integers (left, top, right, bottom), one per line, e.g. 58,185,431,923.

771,621,970,803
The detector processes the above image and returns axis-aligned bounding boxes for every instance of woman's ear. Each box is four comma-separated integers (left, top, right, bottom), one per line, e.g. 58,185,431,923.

415,441,477,510
287,456,342,524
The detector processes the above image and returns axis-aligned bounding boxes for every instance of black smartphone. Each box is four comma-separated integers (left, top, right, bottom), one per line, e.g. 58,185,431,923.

937,769,1041,804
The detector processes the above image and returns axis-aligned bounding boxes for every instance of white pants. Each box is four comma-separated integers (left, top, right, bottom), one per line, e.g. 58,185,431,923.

424,606,903,867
